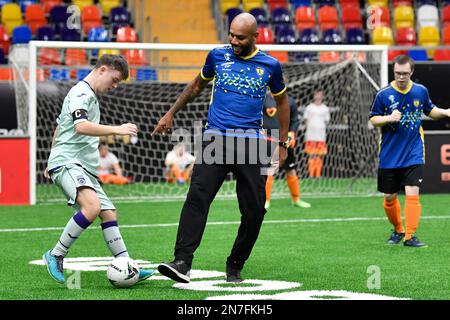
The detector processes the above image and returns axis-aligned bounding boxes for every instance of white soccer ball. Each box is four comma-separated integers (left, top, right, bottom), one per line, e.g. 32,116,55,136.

107,257,140,288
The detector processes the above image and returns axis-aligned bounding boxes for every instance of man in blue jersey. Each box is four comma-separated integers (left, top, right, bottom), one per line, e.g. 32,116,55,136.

370,55,450,247
152,13,290,283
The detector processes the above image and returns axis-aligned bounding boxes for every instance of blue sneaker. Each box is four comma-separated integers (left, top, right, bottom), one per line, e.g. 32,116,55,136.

138,269,155,282
386,231,405,244
404,236,427,248
42,250,65,284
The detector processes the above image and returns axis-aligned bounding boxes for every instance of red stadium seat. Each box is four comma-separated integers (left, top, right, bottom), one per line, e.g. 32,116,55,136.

122,49,148,66
368,6,390,28
256,27,274,44
268,51,288,62
0,68,13,80
393,0,412,7
38,48,60,65
433,49,450,61
267,0,288,12
0,25,10,55
25,4,47,35
339,0,360,5
443,25,450,45
65,48,88,66
319,51,340,63
388,49,406,61
295,6,316,32
81,5,103,35
318,6,339,31
116,26,138,42
396,27,416,46
341,5,362,30
443,6,450,28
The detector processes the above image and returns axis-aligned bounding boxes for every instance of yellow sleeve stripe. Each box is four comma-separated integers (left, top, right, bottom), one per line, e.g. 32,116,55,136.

200,68,214,81
271,86,287,97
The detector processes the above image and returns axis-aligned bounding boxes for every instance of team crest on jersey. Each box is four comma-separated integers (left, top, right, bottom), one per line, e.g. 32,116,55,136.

414,99,420,107
76,176,86,185
388,95,395,103
224,53,231,61
256,67,264,76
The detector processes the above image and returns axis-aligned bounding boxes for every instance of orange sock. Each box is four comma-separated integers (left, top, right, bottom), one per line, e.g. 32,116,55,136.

316,158,323,177
383,196,404,233
404,195,421,240
170,165,183,181
265,175,274,202
308,158,315,177
286,175,300,203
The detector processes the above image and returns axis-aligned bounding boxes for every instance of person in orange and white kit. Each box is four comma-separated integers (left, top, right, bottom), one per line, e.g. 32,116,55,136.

165,143,195,185
98,142,130,185
303,90,330,178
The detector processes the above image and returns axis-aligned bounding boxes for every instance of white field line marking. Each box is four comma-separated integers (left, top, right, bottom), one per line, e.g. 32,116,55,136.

1,215,450,233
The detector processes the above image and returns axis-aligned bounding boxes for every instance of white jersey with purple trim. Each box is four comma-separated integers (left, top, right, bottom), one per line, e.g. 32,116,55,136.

47,81,100,175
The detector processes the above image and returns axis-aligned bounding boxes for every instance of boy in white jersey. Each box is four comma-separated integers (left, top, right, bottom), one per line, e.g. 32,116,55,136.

165,143,195,184
43,54,154,284
303,90,330,178
98,142,130,185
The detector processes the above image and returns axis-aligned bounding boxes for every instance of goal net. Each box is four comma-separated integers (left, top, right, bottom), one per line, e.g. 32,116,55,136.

15,42,387,204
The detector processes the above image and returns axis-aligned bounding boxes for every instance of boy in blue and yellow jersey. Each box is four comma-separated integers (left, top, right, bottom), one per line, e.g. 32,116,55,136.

370,55,450,247
153,13,290,283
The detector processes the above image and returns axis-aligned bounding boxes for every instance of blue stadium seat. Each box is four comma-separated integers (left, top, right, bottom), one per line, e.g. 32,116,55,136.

276,25,296,44
272,7,292,25
136,68,157,81
316,0,335,6
322,28,342,44
298,28,319,44
346,28,366,44
88,27,109,42
416,0,436,5
0,48,7,64
249,8,268,26
407,49,428,61
18,0,37,13
37,26,55,41
110,7,130,34
76,68,91,80
12,25,32,44
61,27,81,41
50,5,70,35
225,8,243,28
291,0,311,9
49,68,70,81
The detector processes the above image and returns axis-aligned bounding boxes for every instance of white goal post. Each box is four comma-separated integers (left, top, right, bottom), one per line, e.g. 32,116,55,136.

23,41,388,205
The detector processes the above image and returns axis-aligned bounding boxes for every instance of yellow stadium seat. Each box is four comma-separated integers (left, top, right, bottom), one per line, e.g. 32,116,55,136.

72,0,94,11
98,49,120,57
1,3,23,24
99,0,122,16
372,26,393,46
394,5,414,29
242,0,264,12
418,26,440,58
221,0,240,14
367,0,388,7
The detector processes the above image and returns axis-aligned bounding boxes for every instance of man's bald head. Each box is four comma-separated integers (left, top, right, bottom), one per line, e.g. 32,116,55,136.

229,13,258,57
230,13,257,35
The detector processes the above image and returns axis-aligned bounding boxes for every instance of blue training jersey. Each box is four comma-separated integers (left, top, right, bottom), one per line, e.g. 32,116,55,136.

201,46,286,137
369,81,435,169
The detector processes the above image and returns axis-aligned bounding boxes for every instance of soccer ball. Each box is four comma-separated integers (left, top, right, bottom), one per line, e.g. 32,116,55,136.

107,257,140,288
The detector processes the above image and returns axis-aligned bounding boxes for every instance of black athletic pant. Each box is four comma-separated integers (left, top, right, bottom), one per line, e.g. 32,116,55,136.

174,136,268,270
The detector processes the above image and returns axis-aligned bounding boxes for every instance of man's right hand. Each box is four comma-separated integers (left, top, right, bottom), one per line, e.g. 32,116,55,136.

152,112,174,136
116,123,138,136
389,109,402,123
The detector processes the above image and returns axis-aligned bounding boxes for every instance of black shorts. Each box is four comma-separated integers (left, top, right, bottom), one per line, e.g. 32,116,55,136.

281,148,296,172
377,164,424,194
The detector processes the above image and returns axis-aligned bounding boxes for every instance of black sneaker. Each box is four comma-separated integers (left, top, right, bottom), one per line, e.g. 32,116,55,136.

226,267,243,283
158,260,190,283
404,236,427,248
386,231,405,244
